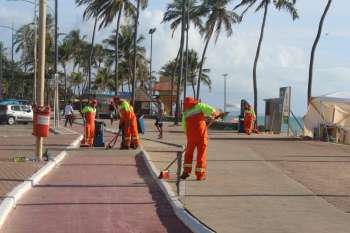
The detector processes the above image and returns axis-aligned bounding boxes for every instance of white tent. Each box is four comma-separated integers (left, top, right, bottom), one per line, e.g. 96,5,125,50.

303,92,350,141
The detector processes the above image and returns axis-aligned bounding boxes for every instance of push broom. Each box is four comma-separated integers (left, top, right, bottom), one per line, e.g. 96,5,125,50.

159,156,179,179
105,129,121,150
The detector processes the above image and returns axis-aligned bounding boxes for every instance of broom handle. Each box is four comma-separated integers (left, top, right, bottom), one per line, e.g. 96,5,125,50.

164,151,183,171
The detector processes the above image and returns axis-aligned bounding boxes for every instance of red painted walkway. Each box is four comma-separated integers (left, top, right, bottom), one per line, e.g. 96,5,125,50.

1,135,191,233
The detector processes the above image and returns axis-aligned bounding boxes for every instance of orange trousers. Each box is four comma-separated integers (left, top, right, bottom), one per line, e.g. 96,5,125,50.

244,114,255,135
183,136,207,179
82,121,95,145
123,114,139,147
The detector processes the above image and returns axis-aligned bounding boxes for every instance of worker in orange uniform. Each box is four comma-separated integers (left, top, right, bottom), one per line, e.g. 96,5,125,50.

81,99,97,146
244,104,256,135
181,97,220,181
112,96,140,149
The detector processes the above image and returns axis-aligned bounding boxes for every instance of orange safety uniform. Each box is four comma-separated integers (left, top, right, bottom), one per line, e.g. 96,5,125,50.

81,105,96,145
182,97,218,180
244,109,256,135
118,100,139,148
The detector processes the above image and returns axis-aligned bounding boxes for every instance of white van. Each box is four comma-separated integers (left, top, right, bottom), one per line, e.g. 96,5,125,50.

0,104,33,125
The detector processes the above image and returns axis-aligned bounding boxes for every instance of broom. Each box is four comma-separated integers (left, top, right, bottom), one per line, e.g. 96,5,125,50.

105,129,121,150
158,156,179,179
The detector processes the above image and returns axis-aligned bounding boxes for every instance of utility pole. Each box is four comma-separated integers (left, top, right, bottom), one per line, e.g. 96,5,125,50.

36,0,47,161
222,74,228,113
148,27,156,92
11,23,14,98
33,0,38,104
53,0,59,129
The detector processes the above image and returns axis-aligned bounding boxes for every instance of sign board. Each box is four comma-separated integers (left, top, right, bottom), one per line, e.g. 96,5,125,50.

279,87,291,118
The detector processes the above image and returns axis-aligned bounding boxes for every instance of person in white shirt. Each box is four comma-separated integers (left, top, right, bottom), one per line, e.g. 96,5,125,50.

154,96,164,139
64,101,74,127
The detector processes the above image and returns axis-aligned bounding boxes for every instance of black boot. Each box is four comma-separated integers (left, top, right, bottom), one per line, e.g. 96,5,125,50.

180,172,190,180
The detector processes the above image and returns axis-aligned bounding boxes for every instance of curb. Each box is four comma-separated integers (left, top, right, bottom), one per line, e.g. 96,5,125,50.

0,134,83,229
140,147,215,233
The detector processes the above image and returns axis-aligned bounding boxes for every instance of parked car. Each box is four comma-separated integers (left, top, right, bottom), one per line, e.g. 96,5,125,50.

0,104,33,125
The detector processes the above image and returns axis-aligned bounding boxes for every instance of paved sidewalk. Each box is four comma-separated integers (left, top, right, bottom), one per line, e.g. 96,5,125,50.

1,131,191,233
141,120,350,233
0,124,81,203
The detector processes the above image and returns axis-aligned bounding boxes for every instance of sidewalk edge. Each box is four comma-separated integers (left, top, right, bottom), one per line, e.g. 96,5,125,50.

0,134,83,228
140,147,215,233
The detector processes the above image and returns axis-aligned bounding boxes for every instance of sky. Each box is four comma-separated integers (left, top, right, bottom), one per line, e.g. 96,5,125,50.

0,0,349,116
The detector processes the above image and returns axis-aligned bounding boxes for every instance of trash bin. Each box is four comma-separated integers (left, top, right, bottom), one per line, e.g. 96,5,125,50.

137,115,145,134
238,115,245,133
94,121,105,147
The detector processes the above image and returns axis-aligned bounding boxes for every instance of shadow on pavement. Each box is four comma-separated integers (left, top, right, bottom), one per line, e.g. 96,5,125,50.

210,137,302,141
134,153,192,233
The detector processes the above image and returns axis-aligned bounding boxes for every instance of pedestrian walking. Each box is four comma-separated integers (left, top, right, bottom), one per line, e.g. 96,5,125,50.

154,96,164,139
81,99,97,147
181,97,220,181
64,101,74,127
112,96,140,150
109,102,116,125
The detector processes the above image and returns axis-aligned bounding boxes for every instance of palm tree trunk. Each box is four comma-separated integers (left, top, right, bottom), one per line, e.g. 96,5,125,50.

308,0,332,105
183,0,190,100
253,1,268,118
174,0,186,125
192,80,196,97
170,49,181,116
88,16,98,98
115,8,122,95
132,0,141,106
196,34,211,100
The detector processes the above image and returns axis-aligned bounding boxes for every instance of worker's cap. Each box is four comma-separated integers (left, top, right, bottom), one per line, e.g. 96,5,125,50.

183,97,198,111
90,99,97,105
112,96,120,102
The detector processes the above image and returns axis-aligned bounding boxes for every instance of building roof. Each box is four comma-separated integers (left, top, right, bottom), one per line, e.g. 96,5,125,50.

153,82,177,93
135,88,152,102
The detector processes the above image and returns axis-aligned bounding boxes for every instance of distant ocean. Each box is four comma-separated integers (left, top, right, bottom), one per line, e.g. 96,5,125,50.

224,113,304,133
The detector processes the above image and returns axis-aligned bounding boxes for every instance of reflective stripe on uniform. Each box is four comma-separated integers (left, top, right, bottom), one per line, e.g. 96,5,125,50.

195,168,205,172
183,163,192,168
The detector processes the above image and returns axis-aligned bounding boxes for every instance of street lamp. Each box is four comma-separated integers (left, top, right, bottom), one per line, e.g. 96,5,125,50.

222,73,228,113
0,24,16,98
148,27,156,92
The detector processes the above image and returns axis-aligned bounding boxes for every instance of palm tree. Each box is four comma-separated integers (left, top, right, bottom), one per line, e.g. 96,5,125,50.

75,0,101,97
104,24,147,93
163,0,203,37
58,39,73,103
235,0,298,116
132,0,148,106
95,67,114,91
163,0,204,122
196,0,239,100
186,49,211,97
160,49,211,98
308,0,332,105
84,0,136,95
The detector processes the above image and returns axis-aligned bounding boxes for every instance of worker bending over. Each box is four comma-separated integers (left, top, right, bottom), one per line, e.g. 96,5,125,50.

113,96,139,149
81,99,97,146
181,97,220,181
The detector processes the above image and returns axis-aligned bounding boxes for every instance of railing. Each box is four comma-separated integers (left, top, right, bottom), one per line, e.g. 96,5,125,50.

176,149,186,198
289,110,304,136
